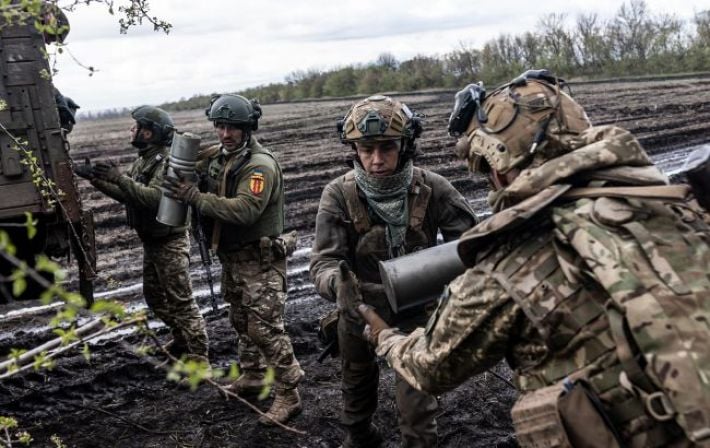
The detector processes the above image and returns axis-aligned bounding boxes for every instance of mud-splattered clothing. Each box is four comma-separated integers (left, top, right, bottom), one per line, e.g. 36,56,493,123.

91,145,208,358
377,126,710,447
143,235,208,356
310,165,477,447
195,137,303,389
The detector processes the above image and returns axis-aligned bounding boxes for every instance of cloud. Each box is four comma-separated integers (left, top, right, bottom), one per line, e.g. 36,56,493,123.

53,0,705,112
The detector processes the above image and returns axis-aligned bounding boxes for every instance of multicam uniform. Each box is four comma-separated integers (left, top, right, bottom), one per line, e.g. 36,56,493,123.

194,137,303,391
92,144,209,358
310,165,476,447
375,126,710,447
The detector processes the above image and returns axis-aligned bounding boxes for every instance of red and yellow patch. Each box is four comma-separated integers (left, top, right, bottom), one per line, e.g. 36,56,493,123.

248,170,266,195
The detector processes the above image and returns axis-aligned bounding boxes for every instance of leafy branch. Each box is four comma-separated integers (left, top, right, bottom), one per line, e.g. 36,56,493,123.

0,121,95,277
60,0,172,34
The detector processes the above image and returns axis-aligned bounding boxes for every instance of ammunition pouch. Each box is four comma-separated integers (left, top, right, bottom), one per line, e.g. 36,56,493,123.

274,230,298,258
258,231,297,271
259,236,274,271
512,379,622,448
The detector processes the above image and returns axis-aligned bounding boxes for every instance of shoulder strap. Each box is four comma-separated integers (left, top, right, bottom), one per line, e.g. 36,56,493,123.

343,171,371,234
408,168,432,232
136,153,164,185
562,185,690,201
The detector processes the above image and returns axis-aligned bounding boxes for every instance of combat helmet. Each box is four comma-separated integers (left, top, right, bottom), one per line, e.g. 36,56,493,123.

451,69,591,175
131,105,174,148
205,94,262,131
337,95,423,159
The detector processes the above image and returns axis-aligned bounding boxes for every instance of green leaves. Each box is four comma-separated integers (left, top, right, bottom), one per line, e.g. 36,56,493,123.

90,300,127,321
167,357,222,391
0,230,17,257
24,212,37,240
227,362,240,380
258,368,275,400
10,265,27,298
0,416,18,430
52,327,79,346
31,351,55,372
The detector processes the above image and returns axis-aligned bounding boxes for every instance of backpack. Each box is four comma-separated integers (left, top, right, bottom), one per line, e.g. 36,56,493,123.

552,194,710,444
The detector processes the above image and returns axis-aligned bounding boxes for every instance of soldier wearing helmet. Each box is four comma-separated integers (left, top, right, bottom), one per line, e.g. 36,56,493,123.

162,94,304,425
310,95,477,447
75,105,209,364
359,71,710,447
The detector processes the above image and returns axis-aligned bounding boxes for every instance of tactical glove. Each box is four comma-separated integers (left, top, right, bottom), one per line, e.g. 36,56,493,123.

162,171,200,204
334,261,364,321
73,158,94,180
92,160,122,183
358,304,390,346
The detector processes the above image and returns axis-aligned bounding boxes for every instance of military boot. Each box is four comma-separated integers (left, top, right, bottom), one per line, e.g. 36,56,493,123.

258,387,302,425
339,422,383,448
162,337,187,358
226,371,265,397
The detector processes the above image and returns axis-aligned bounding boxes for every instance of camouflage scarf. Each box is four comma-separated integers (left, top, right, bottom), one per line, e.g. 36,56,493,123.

354,160,413,258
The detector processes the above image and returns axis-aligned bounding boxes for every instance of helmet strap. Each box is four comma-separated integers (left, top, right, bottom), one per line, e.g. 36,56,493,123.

222,130,251,156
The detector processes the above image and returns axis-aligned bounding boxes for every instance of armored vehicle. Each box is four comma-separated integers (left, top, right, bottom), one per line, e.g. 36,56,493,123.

0,5,96,304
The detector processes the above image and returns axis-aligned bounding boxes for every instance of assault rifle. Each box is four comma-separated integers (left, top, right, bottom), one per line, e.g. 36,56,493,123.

193,209,218,313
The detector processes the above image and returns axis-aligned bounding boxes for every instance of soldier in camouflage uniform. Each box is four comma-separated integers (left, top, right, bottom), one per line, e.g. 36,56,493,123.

75,106,209,361
360,72,710,447
162,94,303,425
310,95,477,448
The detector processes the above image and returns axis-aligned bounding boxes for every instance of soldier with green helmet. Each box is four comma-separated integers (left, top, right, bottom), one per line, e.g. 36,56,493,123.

309,95,477,447
75,105,209,363
162,94,304,425
359,71,710,447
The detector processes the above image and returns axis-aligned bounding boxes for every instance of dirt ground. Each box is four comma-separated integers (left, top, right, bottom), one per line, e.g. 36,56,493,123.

1,76,709,447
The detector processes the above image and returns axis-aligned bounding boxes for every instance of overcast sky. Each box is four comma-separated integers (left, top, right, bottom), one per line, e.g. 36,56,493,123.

49,0,706,113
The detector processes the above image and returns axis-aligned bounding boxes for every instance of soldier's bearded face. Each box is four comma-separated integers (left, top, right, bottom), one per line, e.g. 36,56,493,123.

215,123,245,151
355,139,400,177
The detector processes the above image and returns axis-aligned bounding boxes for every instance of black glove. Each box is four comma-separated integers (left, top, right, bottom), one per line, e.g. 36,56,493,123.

358,304,390,346
161,171,199,204
334,261,364,321
73,158,94,180
92,160,121,183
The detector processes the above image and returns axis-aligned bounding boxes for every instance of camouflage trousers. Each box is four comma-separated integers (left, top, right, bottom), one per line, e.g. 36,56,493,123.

143,233,209,358
338,316,438,448
218,250,303,389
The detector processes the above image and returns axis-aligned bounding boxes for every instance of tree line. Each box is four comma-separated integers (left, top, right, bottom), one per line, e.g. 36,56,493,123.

81,0,710,118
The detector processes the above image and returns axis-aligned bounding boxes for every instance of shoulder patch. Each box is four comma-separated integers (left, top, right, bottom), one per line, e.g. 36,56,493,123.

249,170,266,195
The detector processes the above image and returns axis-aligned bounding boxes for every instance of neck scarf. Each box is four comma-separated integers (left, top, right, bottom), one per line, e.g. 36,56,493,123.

354,159,413,258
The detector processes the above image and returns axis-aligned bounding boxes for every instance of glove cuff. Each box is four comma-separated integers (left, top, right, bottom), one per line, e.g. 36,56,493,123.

116,175,131,189
183,186,201,205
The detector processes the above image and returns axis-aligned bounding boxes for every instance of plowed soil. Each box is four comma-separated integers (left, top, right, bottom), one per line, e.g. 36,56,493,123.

1,75,709,448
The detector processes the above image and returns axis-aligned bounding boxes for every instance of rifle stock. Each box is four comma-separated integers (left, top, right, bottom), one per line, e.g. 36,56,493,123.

193,209,218,313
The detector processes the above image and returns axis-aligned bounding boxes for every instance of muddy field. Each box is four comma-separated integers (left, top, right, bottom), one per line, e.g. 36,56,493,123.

1,76,710,447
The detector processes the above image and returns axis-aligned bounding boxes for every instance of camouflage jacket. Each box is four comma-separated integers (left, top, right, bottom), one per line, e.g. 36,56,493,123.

194,136,285,253
310,165,477,327
92,145,184,241
377,126,710,446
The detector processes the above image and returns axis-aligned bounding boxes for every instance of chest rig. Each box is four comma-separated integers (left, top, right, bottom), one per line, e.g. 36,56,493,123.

342,167,433,285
